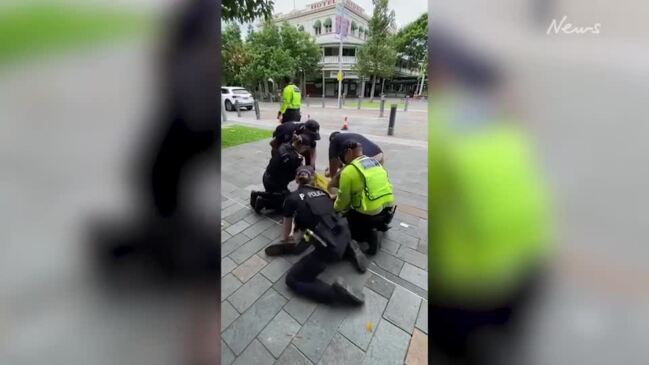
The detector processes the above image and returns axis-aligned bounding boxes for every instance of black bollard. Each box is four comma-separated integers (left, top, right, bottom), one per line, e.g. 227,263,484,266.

306,94,310,107
254,100,260,120
388,104,397,135
235,100,241,117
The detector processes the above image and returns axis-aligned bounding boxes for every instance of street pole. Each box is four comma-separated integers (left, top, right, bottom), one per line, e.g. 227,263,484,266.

322,70,325,108
336,4,344,109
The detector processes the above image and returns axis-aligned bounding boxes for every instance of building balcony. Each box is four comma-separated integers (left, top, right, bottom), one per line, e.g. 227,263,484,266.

320,56,357,64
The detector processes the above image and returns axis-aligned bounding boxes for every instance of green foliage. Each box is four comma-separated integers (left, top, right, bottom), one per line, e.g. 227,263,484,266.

222,0,275,23
394,13,427,68
353,0,397,80
0,3,149,64
239,21,321,89
222,23,248,86
221,125,272,148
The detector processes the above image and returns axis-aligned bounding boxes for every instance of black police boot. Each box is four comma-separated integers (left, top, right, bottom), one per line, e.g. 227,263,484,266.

264,241,296,256
254,195,265,214
348,240,369,273
333,277,365,305
365,229,380,256
250,191,260,209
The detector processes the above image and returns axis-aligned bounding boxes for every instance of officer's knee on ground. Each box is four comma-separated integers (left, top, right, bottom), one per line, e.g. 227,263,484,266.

285,269,299,289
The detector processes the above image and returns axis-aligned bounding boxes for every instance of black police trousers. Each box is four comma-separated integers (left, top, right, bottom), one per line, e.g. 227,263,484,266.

281,109,301,123
259,173,289,211
285,251,338,304
346,207,393,242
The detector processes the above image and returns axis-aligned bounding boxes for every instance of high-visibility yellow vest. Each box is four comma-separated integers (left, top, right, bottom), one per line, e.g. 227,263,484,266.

280,84,301,113
347,156,394,214
428,97,552,308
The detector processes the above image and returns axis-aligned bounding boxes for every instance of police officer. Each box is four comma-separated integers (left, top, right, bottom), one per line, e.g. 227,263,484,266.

278,76,302,123
270,119,321,166
250,134,314,213
334,140,396,255
326,131,384,191
264,166,367,305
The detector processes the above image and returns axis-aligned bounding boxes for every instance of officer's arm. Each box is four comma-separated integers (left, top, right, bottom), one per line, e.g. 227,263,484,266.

334,169,352,213
279,86,291,114
281,217,293,241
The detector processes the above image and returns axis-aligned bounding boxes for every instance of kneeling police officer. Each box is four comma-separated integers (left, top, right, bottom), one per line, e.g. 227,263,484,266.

265,166,368,305
334,140,396,255
250,134,314,213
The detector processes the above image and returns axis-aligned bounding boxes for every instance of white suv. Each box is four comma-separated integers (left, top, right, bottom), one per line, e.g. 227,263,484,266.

221,87,254,111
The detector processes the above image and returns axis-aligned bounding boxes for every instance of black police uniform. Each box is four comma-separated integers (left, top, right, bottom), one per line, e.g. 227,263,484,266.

281,185,366,304
253,143,303,211
329,133,382,161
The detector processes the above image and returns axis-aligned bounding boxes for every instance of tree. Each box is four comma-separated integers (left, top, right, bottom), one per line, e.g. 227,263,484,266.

222,0,275,23
394,13,427,71
240,21,321,97
222,23,249,86
353,0,397,101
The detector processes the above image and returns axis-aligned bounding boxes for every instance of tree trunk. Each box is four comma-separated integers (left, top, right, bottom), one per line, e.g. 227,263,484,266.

419,70,426,96
380,78,385,96
360,77,366,98
369,75,377,103
263,81,269,101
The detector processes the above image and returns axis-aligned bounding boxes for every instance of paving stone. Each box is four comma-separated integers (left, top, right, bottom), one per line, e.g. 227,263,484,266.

261,224,283,240
222,231,232,242
283,296,317,325
318,333,365,365
243,219,276,239
222,341,235,365
258,310,302,358
222,257,237,277
261,257,293,283
399,263,427,290
293,305,349,363
372,251,404,276
228,274,273,313
243,212,266,225
383,286,421,334
222,289,287,355
275,345,313,365
222,220,231,229
404,329,428,365
361,320,411,365
415,300,428,334
222,202,243,219
233,339,275,365
222,273,243,301
379,238,399,255
384,229,419,250
232,254,268,283
226,220,252,236
222,300,240,331
370,263,428,300
222,197,238,209
224,206,254,224
273,273,295,300
395,246,428,270
364,273,396,299
230,234,272,264
338,288,388,350
222,233,250,258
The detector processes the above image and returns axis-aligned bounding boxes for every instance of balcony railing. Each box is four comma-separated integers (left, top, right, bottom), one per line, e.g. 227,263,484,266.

321,56,357,64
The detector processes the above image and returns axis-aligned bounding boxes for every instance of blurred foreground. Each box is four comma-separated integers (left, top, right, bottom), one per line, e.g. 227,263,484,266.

428,0,649,364
0,1,220,364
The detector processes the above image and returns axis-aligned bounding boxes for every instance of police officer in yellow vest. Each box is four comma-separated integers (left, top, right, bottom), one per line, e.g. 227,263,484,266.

278,76,302,124
334,140,396,255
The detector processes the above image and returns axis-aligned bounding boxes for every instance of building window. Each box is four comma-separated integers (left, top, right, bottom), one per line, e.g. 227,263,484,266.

342,48,356,57
313,20,321,35
323,18,332,33
323,47,337,56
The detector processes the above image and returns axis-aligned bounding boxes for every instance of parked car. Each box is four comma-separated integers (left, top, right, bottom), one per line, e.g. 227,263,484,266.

221,87,254,111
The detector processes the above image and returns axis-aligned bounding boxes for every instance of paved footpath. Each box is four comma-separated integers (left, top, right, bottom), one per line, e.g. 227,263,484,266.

221,118,428,364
